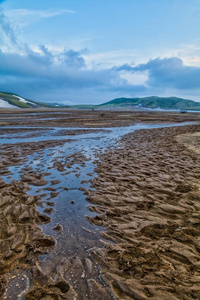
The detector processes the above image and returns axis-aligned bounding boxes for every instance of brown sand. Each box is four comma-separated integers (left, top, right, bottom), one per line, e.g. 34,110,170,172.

0,108,200,128
86,124,200,300
0,180,56,297
1,110,200,299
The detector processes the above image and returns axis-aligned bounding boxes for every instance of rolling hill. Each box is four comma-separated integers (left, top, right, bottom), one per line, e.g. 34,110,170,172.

0,92,64,109
1,92,200,111
98,96,200,110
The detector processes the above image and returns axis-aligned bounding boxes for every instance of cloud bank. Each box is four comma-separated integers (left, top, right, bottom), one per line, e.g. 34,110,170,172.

0,4,199,104
0,46,128,103
116,57,200,90
0,46,200,104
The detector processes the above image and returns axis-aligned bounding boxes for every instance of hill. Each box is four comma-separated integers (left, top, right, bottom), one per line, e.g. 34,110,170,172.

0,92,64,109
1,92,200,111
98,96,200,110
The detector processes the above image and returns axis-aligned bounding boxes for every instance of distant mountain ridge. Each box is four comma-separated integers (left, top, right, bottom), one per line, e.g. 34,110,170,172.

1,92,200,110
98,96,200,110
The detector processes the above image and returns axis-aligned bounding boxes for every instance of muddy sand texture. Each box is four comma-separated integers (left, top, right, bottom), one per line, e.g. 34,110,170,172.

0,109,200,128
0,140,112,298
86,124,200,300
0,139,75,173
1,110,200,299
0,179,58,297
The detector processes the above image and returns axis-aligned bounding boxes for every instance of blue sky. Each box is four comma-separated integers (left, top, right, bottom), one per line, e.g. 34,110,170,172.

0,0,200,104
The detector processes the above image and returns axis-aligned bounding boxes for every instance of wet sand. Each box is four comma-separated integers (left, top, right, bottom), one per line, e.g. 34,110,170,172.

1,109,200,299
0,109,199,128
87,124,200,300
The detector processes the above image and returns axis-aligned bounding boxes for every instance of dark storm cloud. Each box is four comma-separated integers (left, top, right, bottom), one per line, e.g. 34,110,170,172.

116,57,200,90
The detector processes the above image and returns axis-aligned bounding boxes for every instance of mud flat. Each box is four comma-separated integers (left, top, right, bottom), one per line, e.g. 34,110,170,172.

1,110,200,299
86,123,200,300
0,179,57,298
0,109,200,128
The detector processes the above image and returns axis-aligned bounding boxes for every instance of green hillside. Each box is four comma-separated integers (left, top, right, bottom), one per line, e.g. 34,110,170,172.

1,92,200,111
99,96,200,110
0,92,64,108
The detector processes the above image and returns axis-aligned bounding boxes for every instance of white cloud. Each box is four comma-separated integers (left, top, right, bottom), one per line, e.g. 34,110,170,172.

161,44,200,67
6,8,75,18
84,49,138,69
1,6,200,104
120,70,149,86
4,8,75,28
0,10,20,52
116,57,200,92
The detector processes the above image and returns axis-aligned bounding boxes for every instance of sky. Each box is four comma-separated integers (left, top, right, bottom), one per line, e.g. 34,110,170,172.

0,0,200,104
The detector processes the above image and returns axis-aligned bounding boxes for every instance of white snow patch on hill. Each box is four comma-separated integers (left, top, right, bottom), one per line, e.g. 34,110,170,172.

0,99,19,108
14,95,26,103
13,95,37,106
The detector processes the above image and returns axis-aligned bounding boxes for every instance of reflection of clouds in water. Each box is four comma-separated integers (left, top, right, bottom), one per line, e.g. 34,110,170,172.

82,146,99,160
33,159,41,165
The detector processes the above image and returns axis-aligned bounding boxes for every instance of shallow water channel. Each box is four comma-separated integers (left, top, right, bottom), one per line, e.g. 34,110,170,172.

0,122,191,299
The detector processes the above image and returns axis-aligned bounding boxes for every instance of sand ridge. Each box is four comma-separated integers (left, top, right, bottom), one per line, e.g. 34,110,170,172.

86,124,200,300
1,110,200,299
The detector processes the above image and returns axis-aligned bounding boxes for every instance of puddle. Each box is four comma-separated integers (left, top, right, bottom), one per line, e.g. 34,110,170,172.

0,122,192,144
4,272,30,300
